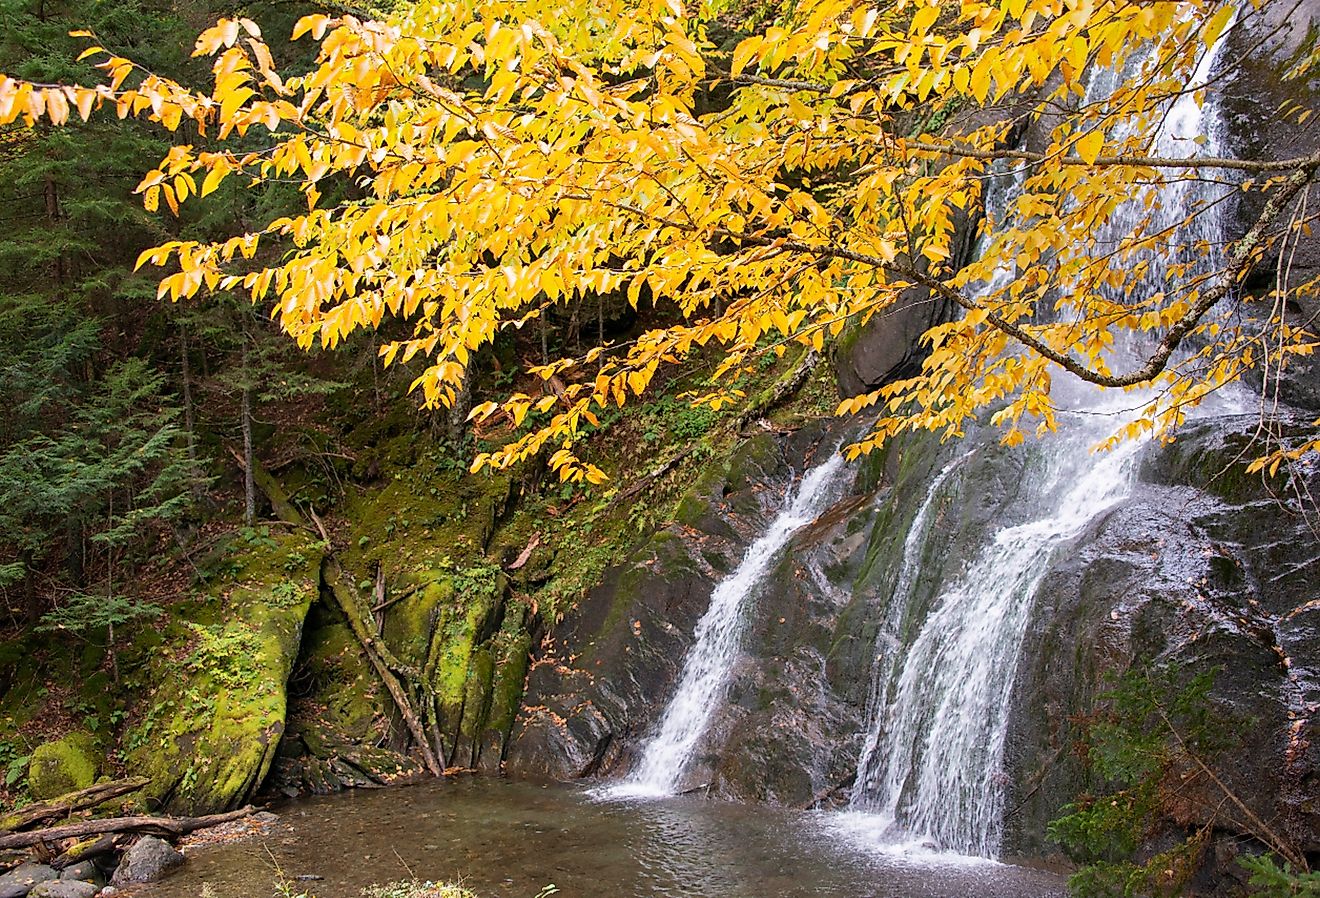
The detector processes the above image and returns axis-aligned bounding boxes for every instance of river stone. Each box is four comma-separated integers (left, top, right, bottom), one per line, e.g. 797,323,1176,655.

56,863,99,884
110,837,185,885
0,865,57,898
28,882,99,898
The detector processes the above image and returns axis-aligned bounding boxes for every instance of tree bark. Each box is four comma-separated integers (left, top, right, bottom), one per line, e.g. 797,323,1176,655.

241,379,255,527
445,364,473,444
179,323,202,501
0,777,150,833
0,807,256,850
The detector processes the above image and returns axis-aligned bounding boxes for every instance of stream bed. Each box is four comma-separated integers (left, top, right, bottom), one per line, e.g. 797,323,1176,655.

143,779,1068,898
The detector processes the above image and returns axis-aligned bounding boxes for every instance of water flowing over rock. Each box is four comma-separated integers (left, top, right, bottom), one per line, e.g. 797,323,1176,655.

609,452,851,797
849,423,1145,857
507,2,1320,876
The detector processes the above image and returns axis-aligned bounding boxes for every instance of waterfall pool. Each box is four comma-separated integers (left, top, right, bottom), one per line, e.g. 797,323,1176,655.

142,778,1068,898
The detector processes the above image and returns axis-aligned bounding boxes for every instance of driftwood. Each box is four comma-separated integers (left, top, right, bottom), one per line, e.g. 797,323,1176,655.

0,777,150,833
0,806,255,851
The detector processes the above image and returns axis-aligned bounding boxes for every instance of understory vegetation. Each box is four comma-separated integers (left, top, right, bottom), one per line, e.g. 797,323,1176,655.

1051,670,1317,898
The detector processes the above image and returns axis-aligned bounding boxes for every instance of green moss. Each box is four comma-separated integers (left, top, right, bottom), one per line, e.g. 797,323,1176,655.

459,648,495,742
383,577,453,666
299,615,381,740
429,585,498,708
27,732,98,799
486,629,532,737
125,529,321,813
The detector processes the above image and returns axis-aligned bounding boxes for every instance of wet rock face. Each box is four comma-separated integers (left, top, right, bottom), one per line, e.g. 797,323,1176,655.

1005,417,1320,863
507,406,1320,871
505,428,861,796
1221,0,1320,411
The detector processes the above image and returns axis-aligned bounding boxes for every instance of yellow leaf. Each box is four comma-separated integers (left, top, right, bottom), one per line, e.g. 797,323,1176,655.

201,166,226,197
1075,130,1104,165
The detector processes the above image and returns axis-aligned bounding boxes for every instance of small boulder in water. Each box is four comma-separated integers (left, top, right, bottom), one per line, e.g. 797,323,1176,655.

56,863,99,885
110,837,185,885
0,865,57,898
29,881,99,898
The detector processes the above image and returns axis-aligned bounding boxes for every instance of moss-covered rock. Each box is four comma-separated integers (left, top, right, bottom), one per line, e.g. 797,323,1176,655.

124,530,321,813
27,733,98,799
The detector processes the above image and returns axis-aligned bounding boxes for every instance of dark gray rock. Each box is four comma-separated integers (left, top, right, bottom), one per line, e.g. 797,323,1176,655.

1220,0,1320,411
109,837,184,886
56,864,98,885
833,287,955,398
506,429,838,788
0,865,57,898
28,882,98,898
1005,417,1320,867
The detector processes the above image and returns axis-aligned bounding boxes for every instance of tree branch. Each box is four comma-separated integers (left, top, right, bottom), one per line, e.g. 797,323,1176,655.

905,139,1320,174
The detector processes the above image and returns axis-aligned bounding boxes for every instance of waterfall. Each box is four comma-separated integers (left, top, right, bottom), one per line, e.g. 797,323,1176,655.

848,425,1144,856
608,450,851,798
850,450,972,802
843,12,1241,859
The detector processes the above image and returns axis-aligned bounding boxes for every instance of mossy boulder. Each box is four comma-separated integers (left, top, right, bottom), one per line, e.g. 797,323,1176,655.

125,531,321,814
27,733,98,799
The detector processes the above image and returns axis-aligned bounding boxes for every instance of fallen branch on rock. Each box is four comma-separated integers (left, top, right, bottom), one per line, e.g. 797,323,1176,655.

0,777,151,833
731,348,820,434
238,451,444,778
0,806,256,850
50,834,117,869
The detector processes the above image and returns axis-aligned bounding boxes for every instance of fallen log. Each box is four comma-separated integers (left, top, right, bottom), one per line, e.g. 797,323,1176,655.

732,348,820,434
0,777,151,833
0,806,256,851
50,835,117,870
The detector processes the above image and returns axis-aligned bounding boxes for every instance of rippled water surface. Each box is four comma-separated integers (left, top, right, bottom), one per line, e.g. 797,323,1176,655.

144,779,1066,898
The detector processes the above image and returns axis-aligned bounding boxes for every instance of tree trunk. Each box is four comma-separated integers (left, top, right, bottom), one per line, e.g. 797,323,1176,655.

446,364,473,444
106,498,118,684
179,323,202,501
241,376,255,527
0,777,150,833
43,175,66,295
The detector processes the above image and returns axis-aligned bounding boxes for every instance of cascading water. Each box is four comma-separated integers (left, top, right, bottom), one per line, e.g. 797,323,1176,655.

846,425,1144,857
843,13,1242,859
850,450,973,801
608,451,851,798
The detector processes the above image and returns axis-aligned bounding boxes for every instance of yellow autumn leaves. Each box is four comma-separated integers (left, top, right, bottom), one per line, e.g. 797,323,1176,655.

0,0,1313,482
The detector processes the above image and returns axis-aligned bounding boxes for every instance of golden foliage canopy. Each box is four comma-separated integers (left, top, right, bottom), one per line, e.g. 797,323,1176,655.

2,0,1318,479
